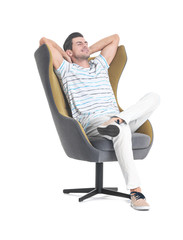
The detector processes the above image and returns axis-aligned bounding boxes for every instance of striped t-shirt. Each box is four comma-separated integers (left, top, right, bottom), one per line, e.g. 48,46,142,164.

55,54,120,131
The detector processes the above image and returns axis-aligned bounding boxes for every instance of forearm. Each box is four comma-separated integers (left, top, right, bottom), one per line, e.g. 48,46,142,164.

39,37,71,63
40,37,65,56
89,34,119,55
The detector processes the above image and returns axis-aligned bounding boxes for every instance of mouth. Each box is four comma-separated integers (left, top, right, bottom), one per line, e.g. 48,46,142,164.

82,48,89,53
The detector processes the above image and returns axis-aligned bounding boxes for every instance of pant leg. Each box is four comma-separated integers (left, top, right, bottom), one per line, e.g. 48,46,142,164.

110,92,160,189
112,122,141,190
86,117,141,190
114,92,160,133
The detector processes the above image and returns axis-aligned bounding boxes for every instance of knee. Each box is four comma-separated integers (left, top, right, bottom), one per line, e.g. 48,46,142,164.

118,123,132,138
113,124,132,146
147,92,161,109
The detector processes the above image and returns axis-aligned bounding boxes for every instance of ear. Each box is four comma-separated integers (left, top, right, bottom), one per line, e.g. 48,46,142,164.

66,50,73,57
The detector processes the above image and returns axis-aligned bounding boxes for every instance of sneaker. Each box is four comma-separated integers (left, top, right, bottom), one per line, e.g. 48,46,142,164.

97,122,120,137
130,192,150,211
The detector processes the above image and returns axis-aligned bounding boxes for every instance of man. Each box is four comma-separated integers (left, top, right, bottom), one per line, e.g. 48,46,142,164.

40,33,160,210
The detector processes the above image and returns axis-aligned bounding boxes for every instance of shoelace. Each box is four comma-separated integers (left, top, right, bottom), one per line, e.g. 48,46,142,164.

130,191,146,200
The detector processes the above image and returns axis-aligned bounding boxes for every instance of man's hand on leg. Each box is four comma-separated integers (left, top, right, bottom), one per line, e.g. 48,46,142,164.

102,117,123,126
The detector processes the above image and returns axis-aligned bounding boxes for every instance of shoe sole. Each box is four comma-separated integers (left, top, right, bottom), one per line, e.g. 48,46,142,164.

131,204,150,211
97,125,120,137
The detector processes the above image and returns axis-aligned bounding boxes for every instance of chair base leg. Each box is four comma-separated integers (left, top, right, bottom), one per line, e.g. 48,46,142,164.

63,187,130,202
63,188,94,194
63,163,131,202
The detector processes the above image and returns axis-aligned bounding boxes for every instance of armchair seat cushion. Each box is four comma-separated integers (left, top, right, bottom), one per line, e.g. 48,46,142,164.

89,133,151,151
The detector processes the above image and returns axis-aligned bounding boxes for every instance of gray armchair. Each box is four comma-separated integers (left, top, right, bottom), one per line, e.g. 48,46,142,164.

34,44,153,202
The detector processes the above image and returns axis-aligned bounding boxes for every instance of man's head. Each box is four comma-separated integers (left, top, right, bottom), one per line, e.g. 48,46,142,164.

63,32,90,62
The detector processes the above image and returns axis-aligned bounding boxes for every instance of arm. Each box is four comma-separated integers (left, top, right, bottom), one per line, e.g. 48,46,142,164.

39,37,72,69
89,34,120,65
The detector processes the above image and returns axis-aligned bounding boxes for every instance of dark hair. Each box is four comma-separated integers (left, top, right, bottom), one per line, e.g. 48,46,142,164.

63,32,83,51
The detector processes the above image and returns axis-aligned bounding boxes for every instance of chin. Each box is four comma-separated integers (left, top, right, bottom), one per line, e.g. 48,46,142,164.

82,55,90,60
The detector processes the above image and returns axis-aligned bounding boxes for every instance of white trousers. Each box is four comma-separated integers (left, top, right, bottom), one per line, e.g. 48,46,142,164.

86,92,160,190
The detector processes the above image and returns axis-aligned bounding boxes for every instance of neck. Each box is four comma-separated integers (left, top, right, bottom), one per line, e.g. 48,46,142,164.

72,58,90,68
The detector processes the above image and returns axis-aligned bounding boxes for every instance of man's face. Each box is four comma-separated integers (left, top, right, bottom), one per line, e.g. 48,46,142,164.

69,37,90,60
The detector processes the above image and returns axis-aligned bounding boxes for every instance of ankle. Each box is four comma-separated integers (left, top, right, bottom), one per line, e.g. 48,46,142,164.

130,187,141,193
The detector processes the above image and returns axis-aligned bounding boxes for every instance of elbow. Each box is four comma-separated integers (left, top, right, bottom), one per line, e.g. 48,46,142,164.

113,34,120,44
39,37,46,46
113,34,120,45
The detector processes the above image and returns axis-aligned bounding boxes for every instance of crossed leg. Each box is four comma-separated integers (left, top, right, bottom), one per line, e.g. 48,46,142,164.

98,92,160,190
114,92,160,133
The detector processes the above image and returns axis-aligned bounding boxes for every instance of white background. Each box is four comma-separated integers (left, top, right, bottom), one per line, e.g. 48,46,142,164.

1,0,183,239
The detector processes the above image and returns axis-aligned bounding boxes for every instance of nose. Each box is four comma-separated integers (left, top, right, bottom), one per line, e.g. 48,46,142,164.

83,45,88,51
83,41,88,47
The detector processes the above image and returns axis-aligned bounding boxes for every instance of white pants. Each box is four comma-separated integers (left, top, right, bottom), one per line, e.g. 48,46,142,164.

86,92,160,190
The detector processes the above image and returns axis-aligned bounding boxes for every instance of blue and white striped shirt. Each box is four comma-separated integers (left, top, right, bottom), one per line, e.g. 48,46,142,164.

55,54,120,131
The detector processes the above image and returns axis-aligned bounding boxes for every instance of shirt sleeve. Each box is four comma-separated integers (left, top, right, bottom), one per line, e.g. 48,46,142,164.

94,54,110,70
54,60,71,80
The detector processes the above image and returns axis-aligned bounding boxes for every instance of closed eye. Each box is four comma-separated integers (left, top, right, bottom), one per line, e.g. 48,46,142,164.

76,41,88,46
